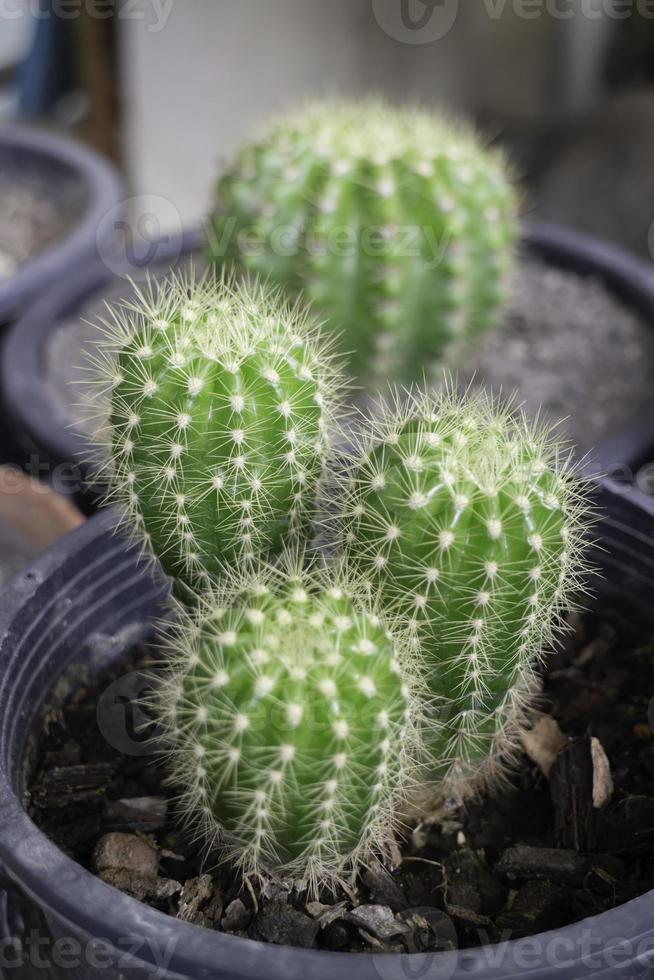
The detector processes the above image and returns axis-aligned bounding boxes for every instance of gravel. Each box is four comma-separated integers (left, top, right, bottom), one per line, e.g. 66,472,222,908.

458,257,654,456
0,153,88,278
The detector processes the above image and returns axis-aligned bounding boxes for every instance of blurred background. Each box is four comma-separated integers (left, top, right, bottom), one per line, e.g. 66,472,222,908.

2,0,654,256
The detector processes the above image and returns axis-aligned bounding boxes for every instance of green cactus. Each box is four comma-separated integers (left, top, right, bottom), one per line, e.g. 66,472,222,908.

336,387,591,785
91,271,342,593
208,100,517,386
156,560,419,888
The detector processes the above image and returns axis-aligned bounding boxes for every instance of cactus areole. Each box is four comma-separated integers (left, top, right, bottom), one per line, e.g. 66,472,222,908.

94,272,341,593
208,101,517,386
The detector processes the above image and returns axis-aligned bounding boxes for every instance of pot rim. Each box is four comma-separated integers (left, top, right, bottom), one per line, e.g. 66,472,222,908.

1,489,654,980
3,221,654,480
0,122,124,322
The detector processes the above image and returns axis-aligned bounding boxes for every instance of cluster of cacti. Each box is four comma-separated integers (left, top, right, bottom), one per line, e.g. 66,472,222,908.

91,271,342,593
88,111,590,893
157,560,419,886
336,387,590,785
208,100,517,386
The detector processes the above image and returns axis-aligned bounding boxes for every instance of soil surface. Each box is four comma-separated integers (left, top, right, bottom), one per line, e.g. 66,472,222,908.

29,610,654,954
457,257,654,456
44,253,654,459
0,155,88,279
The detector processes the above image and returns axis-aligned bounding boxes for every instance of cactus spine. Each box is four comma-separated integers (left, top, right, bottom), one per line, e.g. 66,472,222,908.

157,561,419,888
208,100,517,386
91,272,342,593
337,388,591,785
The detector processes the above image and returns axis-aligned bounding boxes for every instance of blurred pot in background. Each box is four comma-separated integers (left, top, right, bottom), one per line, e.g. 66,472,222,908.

0,125,124,325
0,464,83,591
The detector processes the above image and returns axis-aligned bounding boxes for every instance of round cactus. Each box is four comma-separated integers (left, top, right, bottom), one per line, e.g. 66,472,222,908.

90,271,342,593
208,100,517,386
156,561,419,888
336,387,591,785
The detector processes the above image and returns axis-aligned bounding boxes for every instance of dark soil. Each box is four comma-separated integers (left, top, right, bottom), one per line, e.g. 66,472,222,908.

28,610,654,954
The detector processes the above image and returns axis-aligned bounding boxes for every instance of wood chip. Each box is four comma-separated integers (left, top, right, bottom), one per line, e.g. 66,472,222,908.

521,716,566,777
591,737,614,809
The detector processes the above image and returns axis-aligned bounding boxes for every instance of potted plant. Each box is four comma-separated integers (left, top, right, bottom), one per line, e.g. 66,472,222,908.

0,123,124,325
3,103,654,495
1,270,652,979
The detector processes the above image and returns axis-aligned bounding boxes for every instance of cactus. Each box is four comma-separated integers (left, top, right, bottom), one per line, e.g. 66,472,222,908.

155,560,420,889
336,387,591,786
90,271,342,593
208,100,517,386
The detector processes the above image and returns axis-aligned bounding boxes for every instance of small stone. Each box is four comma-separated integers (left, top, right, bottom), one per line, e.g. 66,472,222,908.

496,845,590,884
221,898,251,933
305,901,347,928
361,865,408,912
254,902,318,948
345,905,411,941
99,869,181,902
94,832,159,876
177,874,214,923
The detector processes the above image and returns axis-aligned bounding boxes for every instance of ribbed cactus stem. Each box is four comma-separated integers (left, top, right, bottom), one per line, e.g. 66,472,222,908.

90,271,342,593
337,388,591,786
208,100,517,386
156,562,419,889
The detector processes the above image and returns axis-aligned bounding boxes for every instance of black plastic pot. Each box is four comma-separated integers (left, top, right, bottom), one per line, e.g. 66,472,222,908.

521,222,654,478
0,124,125,326
0,228,203,510
3,222,654,501
0,484,654,980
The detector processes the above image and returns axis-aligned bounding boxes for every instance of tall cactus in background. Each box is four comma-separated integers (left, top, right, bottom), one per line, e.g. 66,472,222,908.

208,100,517,386
155,559,421,888
89,271,343,594
336,387,591,785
